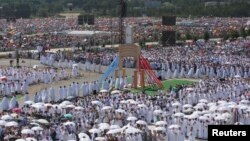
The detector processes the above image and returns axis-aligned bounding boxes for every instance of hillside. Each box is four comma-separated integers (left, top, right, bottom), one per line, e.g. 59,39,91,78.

0,0,249,18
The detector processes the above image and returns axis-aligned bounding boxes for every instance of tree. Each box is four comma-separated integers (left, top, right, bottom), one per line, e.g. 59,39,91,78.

247,29,250,36
230,30,240,39
176,32,181,41
240,28,247,38
185,32,192,40
221,30,229,41
193,35,198,42
204,31,210,42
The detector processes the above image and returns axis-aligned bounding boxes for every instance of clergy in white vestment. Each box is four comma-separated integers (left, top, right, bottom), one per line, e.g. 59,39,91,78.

9,96,17,109
23,93,29,102
1,96,9,111
49,87,56,102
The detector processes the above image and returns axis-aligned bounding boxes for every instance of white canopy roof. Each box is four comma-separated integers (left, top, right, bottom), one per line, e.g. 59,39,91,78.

65,30,111,36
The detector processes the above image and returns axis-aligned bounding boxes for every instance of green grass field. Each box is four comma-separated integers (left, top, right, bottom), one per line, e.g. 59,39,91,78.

130,79,196,95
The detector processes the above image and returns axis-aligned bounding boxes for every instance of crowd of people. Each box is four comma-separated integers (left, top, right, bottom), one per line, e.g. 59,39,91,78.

0,16,250,141
0,37,249,141
1,17,249,52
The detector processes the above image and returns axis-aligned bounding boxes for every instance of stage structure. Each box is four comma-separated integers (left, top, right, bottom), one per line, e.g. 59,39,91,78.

99,0,163,90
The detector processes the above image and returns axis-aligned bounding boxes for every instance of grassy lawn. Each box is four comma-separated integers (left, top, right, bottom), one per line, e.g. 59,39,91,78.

0,94,23,101
130,79,196,95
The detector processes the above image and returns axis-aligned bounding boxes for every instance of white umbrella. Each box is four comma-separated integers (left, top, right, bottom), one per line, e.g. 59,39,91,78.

183,108,193,113
99,125,110,131
75,106,84,110
183,104,193,108
186,88,194,91
30,122,40,127
228,102,237,105
218,100,227,104
5,121,18,127
197,103,206,107
209,106,218,112
174,112,185,117
102,106,112,110
234,75,241,78
240,99,249,104
95,137,106,141
106,128,122,134
31,126,43,131
235,122,243,125
168,124,180,129
1,115,13,120
207,102,217,107
222,113,232,119
246,108,250,112
239,105,248,110
26,138,37,141
15,139,26,141
44,103,53,107
78,132,90,139
194,105,204,110
61,101,72,105
126,99,137,104
153,110,163,115
215,116,225,121
31,103,45,109
125,126,141,134
229,105,238,109
199,116,208,121
98,123,110,130
24,100,34,105
154,127,166,131
136,120,147,125
120,100,128,104
172,102,181,107
66,105,75,108
72,64,79,68
100,89,108,93
155,121,168,126
187,114,198,119
115,109,125,113
36,119,49,125
138,104,148,108
109,125,120,130
91,101,102,106
33,65,39,69
111,90,120,94
21,129,34,135
127,116,137,121
89,128,101,134
218,106,230,111
199,99,208,103
0,120,6,126
192,111,202,115
64,121,75,126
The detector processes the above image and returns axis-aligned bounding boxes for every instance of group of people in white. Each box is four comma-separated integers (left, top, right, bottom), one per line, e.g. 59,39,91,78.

0,38,250,141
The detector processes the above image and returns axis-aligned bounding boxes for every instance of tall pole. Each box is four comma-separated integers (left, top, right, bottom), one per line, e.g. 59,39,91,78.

16,32,22,67
110,17,113,47
119,0,126,44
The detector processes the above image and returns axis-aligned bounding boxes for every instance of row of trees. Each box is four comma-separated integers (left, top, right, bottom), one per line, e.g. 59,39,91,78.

176,28,250,41
0,0,249,18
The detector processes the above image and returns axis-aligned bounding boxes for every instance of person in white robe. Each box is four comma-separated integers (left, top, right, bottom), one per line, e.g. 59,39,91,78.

188,127,195,141
1,96,9,111
23,93,29,102
42,89,49,103
49,87,55,102
34,92,39,103
187,67,194,78
9,96,17,109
